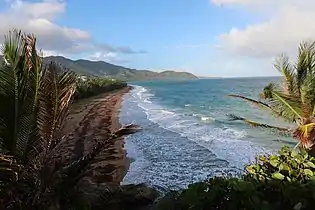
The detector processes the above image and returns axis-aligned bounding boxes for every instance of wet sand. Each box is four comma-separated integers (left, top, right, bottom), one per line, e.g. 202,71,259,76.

63,86,132,184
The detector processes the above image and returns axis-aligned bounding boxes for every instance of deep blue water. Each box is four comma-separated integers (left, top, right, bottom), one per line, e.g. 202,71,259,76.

119,77,296,190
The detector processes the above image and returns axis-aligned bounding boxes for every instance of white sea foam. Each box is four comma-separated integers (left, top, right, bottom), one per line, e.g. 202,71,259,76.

200,116,216,122
121,85,271,188
130,86,270,167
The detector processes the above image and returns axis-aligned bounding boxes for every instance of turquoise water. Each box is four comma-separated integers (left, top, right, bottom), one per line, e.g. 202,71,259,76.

120,77,296,189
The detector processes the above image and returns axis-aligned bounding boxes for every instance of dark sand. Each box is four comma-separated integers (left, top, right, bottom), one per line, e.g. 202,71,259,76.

63,86,132,184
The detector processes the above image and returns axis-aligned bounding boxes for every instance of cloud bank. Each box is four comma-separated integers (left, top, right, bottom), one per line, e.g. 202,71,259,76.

211,0,315,58
0,0,145,63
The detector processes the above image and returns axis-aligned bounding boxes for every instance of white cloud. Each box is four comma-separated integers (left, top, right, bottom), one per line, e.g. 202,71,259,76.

87,52,127,64
211,0,251,6
42,50,64,57
0,0,90,54
212,0,315,58
10,0,66,21
0,0,145,60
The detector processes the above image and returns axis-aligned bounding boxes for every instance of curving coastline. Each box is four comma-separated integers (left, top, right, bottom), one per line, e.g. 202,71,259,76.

63,86,132,183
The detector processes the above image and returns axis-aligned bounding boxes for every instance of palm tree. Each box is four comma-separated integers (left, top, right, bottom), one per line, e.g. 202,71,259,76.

229,41,315,152
0,30,140,209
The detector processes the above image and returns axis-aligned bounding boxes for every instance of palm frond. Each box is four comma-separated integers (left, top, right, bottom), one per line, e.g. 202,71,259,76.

296,41,315,90
38,62,76,154
259,83,278,99
114,124,142,137
274,54,296,94
0,30,41,161
227,114,290,132
1,30,25,70
272,92,303,119
298,72,315,116
0,155,20,182
228,94,281,116
60,124,141,187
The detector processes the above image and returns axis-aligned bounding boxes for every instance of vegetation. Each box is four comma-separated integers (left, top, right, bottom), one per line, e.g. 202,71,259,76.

0,30,140,209
229,41,315,153
74,76,127,100
44,56,197,81
3,29,315,210
153,41,315,210
154,147,315,210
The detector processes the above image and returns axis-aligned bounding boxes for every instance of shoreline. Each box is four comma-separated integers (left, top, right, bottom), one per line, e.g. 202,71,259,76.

63,86,132,184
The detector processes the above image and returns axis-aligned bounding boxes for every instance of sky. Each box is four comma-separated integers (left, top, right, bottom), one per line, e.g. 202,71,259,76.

0,0,315,77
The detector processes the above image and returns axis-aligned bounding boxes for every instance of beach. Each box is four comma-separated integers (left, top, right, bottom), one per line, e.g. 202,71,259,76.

63,86,132,184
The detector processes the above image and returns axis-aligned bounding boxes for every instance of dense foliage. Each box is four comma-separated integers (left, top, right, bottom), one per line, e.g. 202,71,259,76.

229,41,315,153
3,30,315,210
155,147,315,210
0,30,140,210
74,77,127,100
246,146,315,183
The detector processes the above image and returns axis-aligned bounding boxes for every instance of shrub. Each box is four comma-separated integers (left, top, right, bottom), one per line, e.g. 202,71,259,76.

74,77,127,100
246,146,315,184
154,147,315,210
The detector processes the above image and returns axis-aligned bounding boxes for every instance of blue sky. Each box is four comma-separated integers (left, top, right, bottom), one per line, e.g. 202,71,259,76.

61,0,258,77
1,0,314,77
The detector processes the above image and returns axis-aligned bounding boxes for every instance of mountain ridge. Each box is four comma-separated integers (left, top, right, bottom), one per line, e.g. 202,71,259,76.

0,55,197,81
44,56,197,81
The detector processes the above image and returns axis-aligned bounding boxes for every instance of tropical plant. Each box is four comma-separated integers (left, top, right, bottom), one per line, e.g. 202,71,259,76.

229,41,315,153
154,147,315,210
74,76,127,100
245,146,315,184
0,30,140,209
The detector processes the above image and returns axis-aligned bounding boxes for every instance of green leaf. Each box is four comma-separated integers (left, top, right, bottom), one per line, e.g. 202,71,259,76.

300,149,308,159
279,163,289,171
272,172,285,180
258,155,266,162
270,159,279,167
291,150,299,158
306,161,315,168
246,165,256,174
304,169,313,176
270,155,278,160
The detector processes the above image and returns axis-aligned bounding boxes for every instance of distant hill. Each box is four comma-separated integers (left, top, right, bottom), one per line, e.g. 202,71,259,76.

42,56,197,81
0,55,197,81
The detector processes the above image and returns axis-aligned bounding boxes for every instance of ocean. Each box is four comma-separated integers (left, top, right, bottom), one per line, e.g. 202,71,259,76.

119,77,296,190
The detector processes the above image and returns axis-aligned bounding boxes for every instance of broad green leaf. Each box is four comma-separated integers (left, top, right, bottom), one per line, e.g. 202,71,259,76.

246,165,255,174
270,155,278,160
306,161,315,169
272,172,285,180
270,159,279,167
291,150,299,158
258,155,266,162
279,163,289,171
304,169,313,176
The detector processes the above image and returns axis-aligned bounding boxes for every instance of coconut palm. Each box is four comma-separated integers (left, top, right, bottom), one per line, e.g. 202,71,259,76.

229,41,315,152
0,29,79,208
0,30,140,209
